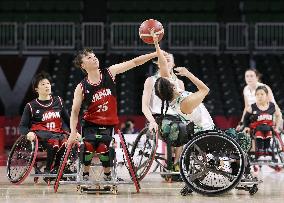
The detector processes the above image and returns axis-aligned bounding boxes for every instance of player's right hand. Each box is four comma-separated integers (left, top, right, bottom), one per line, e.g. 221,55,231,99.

26,132,36,141
149,28,159,44
67,132,77,146
149,121,158,133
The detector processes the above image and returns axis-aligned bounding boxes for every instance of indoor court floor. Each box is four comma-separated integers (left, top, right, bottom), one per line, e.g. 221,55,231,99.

0,166,284,203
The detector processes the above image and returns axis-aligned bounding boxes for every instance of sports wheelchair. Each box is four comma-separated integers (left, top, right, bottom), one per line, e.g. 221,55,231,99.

53,130,140,194
131,122,261,196
7,134,76,185
247,124,284,171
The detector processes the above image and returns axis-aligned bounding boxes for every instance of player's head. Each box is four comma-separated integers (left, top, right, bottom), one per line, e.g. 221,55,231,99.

255,85,269,103
73,48,99,74
154,77,175,102
32,72,52,96
245,68,261,86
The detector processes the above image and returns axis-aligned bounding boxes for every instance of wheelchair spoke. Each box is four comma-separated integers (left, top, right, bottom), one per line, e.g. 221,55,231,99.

188,168,209,182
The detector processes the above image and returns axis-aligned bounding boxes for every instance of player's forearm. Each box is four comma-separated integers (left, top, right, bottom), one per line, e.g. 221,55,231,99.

142,105,156,123
70,110,79,134
132,52,157,66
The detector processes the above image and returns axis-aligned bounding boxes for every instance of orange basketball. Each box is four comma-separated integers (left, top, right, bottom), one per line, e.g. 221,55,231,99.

139,19,164,44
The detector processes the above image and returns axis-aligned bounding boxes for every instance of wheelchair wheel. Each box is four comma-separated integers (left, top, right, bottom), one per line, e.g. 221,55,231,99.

130,127,158,181
7,135,39,184
118,130,140,193
268,133,284,171
54,143,79,193
180,130,245,195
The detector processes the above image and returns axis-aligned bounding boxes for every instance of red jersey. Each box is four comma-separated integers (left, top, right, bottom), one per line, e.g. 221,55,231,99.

80,68,119,126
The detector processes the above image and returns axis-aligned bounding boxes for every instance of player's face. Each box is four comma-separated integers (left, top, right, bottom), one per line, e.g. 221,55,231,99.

245,70,258,86
81,53,99,70
36,79,51,96
164,52,175,70
255,89,268,104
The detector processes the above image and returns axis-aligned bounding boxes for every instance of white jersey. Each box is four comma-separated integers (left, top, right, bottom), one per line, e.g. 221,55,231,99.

243,82,274,105
169,91,215,130
149,74,180,115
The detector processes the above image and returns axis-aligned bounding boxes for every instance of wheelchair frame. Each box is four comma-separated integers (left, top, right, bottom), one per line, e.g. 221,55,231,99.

7,135,77,185
248,126,284,170
53,130,140,194
131,126,261,196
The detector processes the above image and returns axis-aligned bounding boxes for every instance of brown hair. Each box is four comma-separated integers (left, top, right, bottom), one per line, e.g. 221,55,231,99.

73,48,94,74
245,68,262,81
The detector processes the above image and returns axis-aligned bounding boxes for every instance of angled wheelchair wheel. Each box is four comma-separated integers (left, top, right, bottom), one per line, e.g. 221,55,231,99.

7,135,38,184
118,130,140,193
54,143,79,193
130,127,158,181
268,132,284,171
180,130,245,195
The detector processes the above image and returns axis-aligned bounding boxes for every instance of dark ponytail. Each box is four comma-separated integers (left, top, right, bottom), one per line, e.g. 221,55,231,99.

155,77,174,123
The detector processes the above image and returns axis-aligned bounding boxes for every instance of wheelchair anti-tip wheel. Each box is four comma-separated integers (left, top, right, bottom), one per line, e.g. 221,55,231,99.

7,135,39,184
180,130,245,195
130,127,158,181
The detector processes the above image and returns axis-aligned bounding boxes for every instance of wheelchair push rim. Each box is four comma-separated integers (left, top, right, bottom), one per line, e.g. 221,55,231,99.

180,130,245,195
118,130,140,193
7,135,38,184
130,127,158,181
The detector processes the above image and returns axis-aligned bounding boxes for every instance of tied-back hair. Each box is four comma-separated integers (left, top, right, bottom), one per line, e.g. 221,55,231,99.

255,85,268,95
154,77,175,124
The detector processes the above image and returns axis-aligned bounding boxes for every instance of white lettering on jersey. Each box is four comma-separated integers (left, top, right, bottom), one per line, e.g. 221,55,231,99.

42,111,61,121
92,89,111,102
257,114,272,121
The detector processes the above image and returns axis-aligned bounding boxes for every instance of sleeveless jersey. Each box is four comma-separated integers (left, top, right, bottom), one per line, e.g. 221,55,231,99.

28,96,65,133
169,91,215,130
249,102,275,129
80,68,119,126
150,73,180,115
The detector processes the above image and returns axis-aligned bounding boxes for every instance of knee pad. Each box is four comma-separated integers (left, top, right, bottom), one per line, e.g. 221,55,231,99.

99,151,111,167
79,143,94,166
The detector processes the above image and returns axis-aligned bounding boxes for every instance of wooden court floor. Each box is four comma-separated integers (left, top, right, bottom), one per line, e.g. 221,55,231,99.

0,166,284,203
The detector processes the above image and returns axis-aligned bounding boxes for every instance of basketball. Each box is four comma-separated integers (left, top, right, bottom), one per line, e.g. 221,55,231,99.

139,19,164,44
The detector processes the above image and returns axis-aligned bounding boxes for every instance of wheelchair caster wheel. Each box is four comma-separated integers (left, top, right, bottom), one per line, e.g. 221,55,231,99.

180,186,193,196
34,177,39,184
249,184,258,195
165,176,172,183
110,186,118,194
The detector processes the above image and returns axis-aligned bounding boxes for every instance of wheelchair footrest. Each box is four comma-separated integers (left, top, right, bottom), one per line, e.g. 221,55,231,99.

30,173,77,178
77,185,118,194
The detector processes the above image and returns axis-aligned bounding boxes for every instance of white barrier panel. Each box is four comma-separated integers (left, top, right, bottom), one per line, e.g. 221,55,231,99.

24,23,75,49
0,23,17,49
82,23,104,49
255,23,284,50
168,23,219,50
226,23,248,50
110,23,151,49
